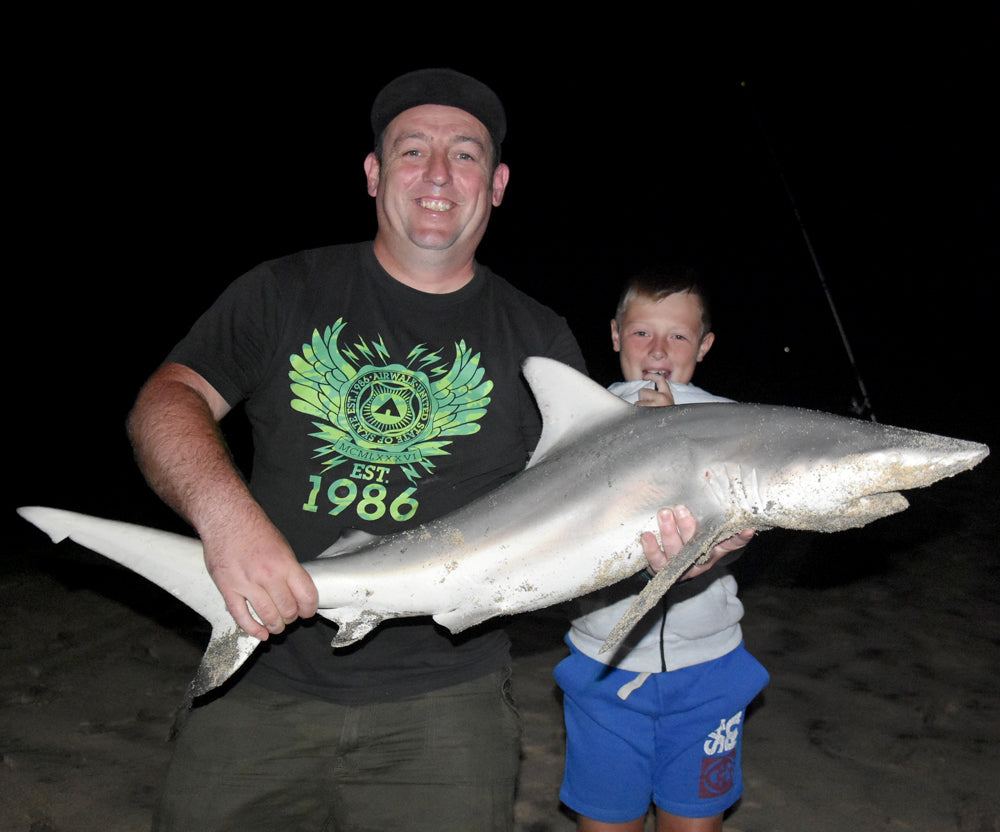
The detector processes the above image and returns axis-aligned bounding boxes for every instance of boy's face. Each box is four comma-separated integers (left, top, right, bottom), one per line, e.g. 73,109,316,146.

611,291,715,387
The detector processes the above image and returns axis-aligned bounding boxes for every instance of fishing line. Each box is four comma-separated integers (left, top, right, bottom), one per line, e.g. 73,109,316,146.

740,81,876,422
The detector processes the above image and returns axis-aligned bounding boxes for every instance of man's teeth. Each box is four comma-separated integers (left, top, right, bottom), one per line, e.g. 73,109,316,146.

418,199,453,212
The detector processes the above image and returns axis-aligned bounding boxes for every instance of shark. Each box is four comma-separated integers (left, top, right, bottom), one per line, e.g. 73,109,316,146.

17,357,989,703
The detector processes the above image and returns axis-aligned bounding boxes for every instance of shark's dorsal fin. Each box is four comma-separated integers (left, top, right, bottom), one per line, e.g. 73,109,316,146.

522,357,633,466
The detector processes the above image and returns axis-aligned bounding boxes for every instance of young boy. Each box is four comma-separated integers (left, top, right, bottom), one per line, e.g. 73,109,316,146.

555,268,769,832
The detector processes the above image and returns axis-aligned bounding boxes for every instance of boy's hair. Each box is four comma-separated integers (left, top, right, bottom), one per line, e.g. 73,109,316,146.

614,265,713,337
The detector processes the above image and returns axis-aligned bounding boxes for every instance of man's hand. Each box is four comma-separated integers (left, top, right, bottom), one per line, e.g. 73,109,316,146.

641,505,754,579
202,513,319,641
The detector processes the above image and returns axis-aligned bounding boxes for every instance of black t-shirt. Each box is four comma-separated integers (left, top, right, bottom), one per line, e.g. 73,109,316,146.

167,242,586,703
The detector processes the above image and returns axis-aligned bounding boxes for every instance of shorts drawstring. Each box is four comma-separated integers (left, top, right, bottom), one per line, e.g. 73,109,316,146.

616,671,652,700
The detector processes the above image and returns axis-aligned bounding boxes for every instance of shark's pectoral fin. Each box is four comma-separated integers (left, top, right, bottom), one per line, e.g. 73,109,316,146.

598,532,725,656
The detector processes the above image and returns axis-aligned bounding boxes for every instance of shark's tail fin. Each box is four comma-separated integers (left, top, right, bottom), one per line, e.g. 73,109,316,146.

16,506,260,703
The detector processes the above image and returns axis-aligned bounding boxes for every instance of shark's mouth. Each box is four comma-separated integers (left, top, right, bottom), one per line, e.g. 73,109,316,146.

798,491,911,533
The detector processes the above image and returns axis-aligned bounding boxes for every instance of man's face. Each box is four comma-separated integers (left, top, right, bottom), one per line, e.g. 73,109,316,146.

365,104,509,260
611,291,715,387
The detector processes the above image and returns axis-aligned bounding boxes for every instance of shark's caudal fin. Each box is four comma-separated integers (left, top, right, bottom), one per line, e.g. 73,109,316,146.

17,506,260,704
522,356,633,466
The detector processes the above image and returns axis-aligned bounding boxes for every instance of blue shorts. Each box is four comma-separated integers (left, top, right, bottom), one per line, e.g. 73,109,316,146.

555,641,769,823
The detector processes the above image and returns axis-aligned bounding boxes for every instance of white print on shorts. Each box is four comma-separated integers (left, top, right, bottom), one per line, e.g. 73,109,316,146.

703,711,743,756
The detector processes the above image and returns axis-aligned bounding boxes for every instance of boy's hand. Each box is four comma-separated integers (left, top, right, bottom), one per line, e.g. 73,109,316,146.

635,385,675,407
684,528,755,578
642,505,754,578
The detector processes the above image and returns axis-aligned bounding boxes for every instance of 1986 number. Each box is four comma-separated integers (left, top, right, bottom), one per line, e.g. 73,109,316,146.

303,475,418,522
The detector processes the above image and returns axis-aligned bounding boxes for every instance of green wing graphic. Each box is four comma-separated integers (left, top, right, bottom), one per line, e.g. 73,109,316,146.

289,319,355,424
289,319,493,481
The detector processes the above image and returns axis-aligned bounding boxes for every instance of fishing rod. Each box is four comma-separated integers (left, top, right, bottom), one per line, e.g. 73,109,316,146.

741,81,877,422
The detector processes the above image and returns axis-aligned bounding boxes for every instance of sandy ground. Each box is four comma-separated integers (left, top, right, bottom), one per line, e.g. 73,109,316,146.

3,464,998,832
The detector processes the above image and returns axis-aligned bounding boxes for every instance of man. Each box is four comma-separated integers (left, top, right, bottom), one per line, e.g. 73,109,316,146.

129,68,744,831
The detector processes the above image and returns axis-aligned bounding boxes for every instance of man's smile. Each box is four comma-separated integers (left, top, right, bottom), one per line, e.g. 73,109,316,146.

417,198,455,212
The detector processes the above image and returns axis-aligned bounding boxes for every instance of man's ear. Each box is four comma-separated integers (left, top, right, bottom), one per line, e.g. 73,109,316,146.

491,163,510,207
363,153,380,197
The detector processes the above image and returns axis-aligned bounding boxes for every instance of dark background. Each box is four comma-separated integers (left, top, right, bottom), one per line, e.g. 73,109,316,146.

11,12,997,540
5,22,996,829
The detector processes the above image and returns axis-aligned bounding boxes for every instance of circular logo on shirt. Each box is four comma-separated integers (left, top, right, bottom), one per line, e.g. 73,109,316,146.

340,365,434,449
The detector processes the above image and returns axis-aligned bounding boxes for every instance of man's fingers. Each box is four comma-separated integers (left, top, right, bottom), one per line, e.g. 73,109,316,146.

226,570,308,641
225,591,271,640
205,525,313,637
256,577,309,633
289,568,320,619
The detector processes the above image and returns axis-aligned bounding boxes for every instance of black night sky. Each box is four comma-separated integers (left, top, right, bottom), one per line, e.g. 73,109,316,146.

12,14,998,536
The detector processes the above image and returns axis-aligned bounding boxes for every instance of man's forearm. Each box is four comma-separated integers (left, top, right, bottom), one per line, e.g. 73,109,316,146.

126,364,320,638
126,364,265,544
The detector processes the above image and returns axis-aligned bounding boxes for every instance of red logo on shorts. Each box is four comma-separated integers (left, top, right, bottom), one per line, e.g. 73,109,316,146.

698,750,736,798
